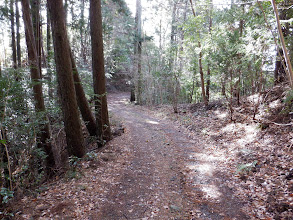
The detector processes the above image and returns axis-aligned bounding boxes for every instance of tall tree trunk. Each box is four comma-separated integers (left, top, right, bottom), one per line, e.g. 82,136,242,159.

64,0,68,24
198,41,208,106
46,3,53,99
80,0,87,65
137,41,142,104
21,0,55,173
189,0,207,106
15,0,21,67
48,0,85,157
273,9,287,84
70,50,97,137
31,0,42,76
10,0,17,71
90,0,111,146
170,1,178,113
206,0,212,103
135,0,143,105
272,0,293,87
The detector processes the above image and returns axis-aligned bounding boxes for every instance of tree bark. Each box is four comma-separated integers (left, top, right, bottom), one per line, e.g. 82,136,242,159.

15,0,21,67
90,0,111,146
206,0,212,103
135,0,143,105
198,41,208,106
64,0,68,24
206,66,210,102
10,0,17,71
80,0,87,65
21,0,55,172
48,0,85,157
170,1,179,113
31,0,42,76
130,84,135,102
46,2,53,99
272,0,293,87
70,50,97,137
189,0,208,107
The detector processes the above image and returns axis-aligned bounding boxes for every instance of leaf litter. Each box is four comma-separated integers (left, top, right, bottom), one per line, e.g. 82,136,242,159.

9,89,293,219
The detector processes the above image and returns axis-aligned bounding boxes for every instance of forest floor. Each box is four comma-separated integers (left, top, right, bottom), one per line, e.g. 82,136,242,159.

10,89,293,219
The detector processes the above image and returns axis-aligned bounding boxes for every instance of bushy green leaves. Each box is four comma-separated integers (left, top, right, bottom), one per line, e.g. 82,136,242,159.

0,187,14,204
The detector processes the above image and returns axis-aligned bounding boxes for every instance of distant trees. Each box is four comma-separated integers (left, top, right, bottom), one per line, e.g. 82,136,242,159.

132,0,293,106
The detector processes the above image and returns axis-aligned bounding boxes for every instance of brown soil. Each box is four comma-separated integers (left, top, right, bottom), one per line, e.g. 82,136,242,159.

10,93,258,219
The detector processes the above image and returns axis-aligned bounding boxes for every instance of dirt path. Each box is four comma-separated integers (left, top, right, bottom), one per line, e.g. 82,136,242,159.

98,93,248,219
13,93,248,219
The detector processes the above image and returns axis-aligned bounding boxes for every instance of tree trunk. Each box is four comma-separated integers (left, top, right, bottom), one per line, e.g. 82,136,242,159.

198,41,208,106
206,1,212,103
272,0,293,87
21,0,55,173
15,0,21,67
10,0,17,71
135,0,143,105
70,50,97,137
46,3,53,99
80,0,87,65
90,0,111,146
130,84,135,102
31,0,42,76
137,41,142,104
170,1,179,113
189,0,207,106
64,0,68,24
48,0,85,157
206,66,210,102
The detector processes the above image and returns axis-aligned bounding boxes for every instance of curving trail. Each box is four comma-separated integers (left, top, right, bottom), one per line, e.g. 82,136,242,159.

13,93,248,219
97,93,248,219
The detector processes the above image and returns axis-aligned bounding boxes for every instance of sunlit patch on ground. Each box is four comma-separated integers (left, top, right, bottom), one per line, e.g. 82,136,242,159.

202,184,222,200
145,119,159,125
220,122,259,145
214,110,228,119
195,163,214,176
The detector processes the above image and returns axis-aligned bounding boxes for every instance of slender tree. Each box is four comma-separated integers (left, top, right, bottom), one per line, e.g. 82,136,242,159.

48,0,86,157
189,0,208,106
206,0,212,102
135,0,142,104
90,0,111,146
31,0,42,76
272,0,293,86
46,2,53,98
80,0,87,64
70,50,97,137
198,41,208,106
15,0,21,67
21,0,55,172
170,1,177,112
10,0,17,71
